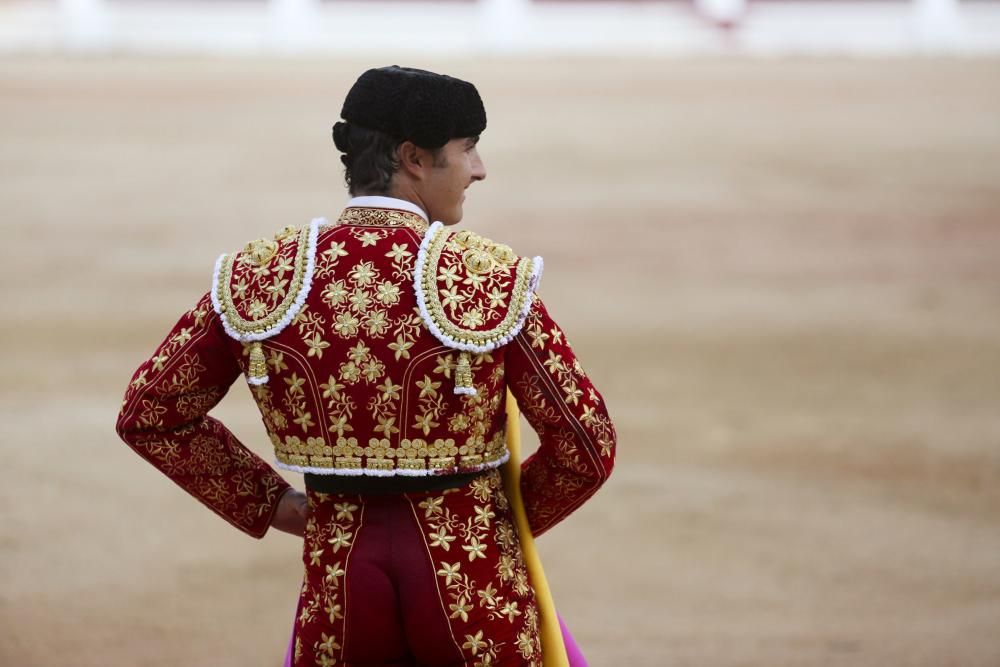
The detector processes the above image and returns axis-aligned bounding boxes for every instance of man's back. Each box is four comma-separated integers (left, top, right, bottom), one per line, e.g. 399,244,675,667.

222,204,528,478
117,199,615,537
116,65,616,666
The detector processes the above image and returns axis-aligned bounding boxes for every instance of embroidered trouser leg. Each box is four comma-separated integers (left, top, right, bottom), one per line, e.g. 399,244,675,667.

292,469,542,667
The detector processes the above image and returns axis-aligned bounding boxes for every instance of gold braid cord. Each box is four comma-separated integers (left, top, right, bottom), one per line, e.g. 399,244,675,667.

416,223,540,351
211,222,319,384
415,223,542,395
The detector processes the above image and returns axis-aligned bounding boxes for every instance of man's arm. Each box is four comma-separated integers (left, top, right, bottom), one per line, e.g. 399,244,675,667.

115,293,293,538
506,296,617,538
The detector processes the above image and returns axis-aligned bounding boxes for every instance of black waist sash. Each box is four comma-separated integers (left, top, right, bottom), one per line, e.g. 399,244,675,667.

304,470,482,495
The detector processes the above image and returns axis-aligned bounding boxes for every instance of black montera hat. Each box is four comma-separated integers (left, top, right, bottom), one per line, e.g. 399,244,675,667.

335,65,486,150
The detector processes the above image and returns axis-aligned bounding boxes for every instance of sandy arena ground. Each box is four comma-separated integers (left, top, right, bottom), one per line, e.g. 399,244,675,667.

1,56,999,666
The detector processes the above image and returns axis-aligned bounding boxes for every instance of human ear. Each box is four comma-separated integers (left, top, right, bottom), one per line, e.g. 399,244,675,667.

397,141,427,180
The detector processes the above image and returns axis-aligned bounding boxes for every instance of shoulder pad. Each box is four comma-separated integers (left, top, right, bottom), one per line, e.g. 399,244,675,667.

413,221,543,353
210,217,327,342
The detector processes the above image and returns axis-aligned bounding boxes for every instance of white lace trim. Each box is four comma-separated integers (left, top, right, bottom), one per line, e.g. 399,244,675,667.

210,217,326,343
413,222,543,354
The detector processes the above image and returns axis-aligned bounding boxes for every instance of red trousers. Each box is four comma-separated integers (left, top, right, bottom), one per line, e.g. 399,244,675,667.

291,469,542,667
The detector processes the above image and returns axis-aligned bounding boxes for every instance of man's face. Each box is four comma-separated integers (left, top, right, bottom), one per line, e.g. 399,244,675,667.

419,136,486,225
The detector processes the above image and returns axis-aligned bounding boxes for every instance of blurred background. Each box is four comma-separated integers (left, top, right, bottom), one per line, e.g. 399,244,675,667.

2,1,999,666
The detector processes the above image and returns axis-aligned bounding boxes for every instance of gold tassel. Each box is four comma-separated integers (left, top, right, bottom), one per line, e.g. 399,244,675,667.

248,341,268,384
455,351,475,395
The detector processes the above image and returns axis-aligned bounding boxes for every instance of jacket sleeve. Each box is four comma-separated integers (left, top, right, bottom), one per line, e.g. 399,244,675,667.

115,292,292,539
505,295,617,538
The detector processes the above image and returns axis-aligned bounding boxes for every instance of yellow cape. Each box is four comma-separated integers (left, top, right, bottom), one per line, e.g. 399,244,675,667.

500,390,570,667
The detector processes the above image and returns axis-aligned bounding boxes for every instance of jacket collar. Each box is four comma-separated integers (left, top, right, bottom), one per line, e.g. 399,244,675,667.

346,196,428,222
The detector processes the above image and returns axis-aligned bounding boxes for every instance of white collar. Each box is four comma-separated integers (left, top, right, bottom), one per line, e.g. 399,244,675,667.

346,196,429,222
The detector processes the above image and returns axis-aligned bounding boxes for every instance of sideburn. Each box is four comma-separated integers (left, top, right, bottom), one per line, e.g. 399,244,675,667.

431,148,449,169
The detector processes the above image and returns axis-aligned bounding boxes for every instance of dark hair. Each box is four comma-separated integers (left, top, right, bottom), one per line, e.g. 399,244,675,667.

332,121,448,196
332,122,400,196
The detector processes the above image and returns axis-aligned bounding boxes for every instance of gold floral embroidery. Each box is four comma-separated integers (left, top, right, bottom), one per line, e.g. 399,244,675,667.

417,224,538,349
523,307,615,460
418,470,541,666
337,206,429,235
245,237,278,266
221,210,531,477
296,495,360,666
314,239,349,281
121,299,214,413
215,225,311,335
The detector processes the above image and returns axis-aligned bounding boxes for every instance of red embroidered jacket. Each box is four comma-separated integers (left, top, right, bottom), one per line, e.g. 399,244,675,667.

116,203,616,538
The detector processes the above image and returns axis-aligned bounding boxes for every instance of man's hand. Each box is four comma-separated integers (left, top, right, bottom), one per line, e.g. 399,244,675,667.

270,487,309,537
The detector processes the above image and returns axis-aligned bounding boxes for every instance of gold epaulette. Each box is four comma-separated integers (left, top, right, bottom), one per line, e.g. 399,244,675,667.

210,218,328,385
413,221,543,395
